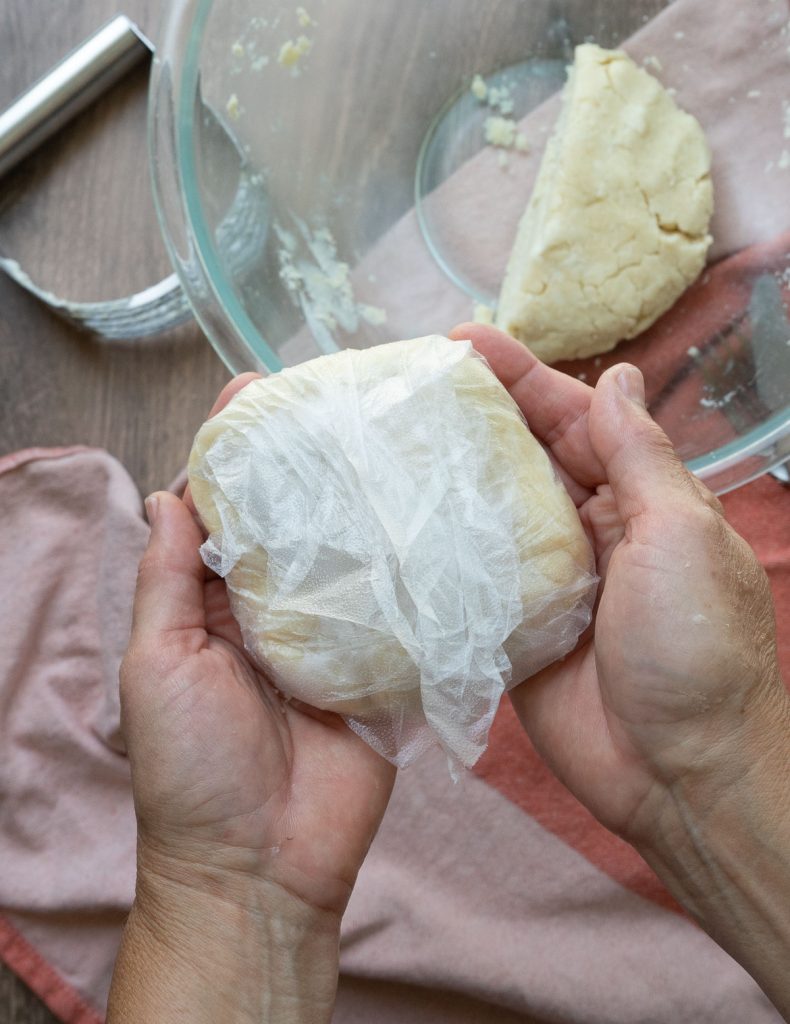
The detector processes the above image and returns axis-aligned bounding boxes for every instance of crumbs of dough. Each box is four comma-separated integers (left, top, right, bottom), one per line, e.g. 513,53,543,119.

278,35,313,69
487,85,515,116
485,118,529,155
485,116,517,148
700,391,737,409
360,305,388,326
473,303,495,325
472,78,528,156
471,74,488,101
276,221,388,338
226,93,241,120
296,6,315,27
471,74,515,115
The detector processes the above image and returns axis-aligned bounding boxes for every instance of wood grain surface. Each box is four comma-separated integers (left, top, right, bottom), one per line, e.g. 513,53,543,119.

0,0,230,504
0,2,228,1020
0,1,666,1021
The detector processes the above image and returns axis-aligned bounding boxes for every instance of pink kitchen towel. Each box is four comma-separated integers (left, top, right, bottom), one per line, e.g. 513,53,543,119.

0,448,140,1024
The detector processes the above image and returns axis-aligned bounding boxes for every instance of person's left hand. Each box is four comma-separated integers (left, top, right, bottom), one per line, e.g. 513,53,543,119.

111,374,395,1023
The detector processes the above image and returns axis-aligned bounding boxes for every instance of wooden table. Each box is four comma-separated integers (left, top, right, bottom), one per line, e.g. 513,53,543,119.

0,0,231,499
0,0,669,1020
0,1,229,1019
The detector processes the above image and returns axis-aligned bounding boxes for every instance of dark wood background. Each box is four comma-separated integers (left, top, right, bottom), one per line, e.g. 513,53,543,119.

0,0,668,1020
0,0,231,503
0,1,229,1020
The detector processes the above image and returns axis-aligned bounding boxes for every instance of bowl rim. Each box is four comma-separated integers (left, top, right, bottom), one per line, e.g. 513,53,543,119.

149,0,282,373
149,0,790,493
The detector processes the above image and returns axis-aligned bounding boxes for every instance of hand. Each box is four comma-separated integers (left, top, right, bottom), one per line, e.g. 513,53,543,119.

109,374,395,1024
450,324,790,1017
451,324,785,838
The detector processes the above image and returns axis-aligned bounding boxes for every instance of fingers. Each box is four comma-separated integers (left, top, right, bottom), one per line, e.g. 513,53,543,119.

508,642,617,796
452,321,721,527
449,323,606,489
544,446,594,509
183,372,262,516
206,372,261,419
588,365,721,526
130,492,208,661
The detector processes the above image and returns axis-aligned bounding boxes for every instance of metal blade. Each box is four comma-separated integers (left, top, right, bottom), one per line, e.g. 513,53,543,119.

750,273,790,414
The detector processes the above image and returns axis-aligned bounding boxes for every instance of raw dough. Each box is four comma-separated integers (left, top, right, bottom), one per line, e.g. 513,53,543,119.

188,337,596,766
278,35,312,69
496,44,714,363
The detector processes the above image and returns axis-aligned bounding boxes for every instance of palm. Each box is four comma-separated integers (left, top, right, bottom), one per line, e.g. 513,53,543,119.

124,524,394,917
449,322,744,843
510,485,666,837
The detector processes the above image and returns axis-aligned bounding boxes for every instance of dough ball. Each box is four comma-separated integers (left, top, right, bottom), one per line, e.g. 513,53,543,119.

188,337,596,766
496,44,714,363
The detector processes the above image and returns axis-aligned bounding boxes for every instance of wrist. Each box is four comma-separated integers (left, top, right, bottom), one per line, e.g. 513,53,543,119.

635,676,790,870
108,843,342,1024
632,680,790,1015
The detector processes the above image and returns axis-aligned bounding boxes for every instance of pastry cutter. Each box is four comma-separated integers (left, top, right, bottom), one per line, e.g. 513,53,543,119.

0,14,268,340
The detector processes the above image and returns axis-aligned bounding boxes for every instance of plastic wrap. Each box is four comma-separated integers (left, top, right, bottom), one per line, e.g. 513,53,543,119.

188,336,597,768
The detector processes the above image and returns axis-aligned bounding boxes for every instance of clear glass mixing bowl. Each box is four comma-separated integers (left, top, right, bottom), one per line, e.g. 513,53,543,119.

150,0,790,494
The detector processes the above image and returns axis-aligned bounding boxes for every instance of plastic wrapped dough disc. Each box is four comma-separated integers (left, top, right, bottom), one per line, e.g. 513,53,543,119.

188,336,597,768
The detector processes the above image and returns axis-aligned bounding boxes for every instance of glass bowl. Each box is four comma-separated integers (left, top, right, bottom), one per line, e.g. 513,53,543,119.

150,0,790,494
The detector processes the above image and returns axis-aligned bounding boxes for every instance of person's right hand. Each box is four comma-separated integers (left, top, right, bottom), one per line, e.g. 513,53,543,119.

451,323,790,1017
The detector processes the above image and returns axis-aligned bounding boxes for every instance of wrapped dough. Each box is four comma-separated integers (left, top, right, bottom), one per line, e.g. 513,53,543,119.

188,336,597,767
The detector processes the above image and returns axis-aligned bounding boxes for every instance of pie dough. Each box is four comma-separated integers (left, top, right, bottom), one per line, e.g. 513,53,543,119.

496,44,714,363
188,337,596,766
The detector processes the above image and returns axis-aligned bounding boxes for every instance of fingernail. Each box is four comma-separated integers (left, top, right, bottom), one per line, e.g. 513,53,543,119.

616,366,646,409
144,494,159,526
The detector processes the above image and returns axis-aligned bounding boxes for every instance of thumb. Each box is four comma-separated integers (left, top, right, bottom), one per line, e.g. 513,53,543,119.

130,491,207,654
589,364,708,524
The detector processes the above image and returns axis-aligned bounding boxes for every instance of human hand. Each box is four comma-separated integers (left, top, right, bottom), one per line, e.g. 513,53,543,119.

109,374,395,1024
450,323,790,1017
451,323,785,840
